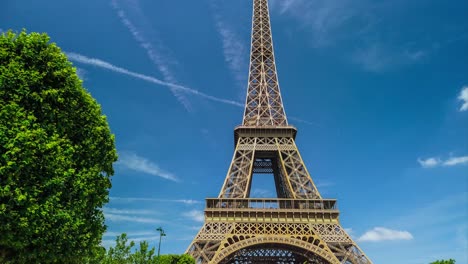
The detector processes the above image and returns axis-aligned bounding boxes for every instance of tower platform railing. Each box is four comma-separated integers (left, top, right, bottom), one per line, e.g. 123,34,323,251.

205,198,338,211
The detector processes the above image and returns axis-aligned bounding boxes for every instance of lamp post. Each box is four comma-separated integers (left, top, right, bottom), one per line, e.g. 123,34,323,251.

156,227,166,264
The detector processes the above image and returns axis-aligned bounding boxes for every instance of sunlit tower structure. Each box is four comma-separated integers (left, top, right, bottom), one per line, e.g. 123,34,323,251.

187,0,372,263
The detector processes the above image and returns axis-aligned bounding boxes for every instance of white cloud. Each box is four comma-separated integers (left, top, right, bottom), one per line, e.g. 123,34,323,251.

110,196,202,205
456,224,467,250
417,157,441,168
111,0,191,111
118,152,178,182
189,225,203,231
174,199,202,205
358,227,413,242
75,67,87,80
391,192,467,229
344,228,354,238
418,155,468,168
103,207,155,215
210,1,248,90
105,213,162,224
276,0,296,14
125,235,162,243
104,231,156,237
217,22,247,84
315,181,335,188
67,52,243,107
352,44,392,72
288,116,323,127
251,188,273,197
183,210,205,222
405,50,426,61
270,0,427,72
270,0,359,47
458,86,468,111
352,43,426,73
444,156,468,166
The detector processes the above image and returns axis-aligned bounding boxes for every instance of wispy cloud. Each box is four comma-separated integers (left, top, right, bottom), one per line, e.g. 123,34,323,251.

458,86,468,111
111,0,191,110
369,193,467,263
251,188,274,198
392,192,467,229
270,0,429,72
275,0,295,14
417,157,441,168
444,156,468,166
455,224,467,251
75,67,87,80
110,196,202,205
124,235,161,243
358,227,413,242
270,0,360,47
344,227,354,238
105,213,162,224
315,181,335,188
104,231,156,237
118,152,178,182
288,116,323,127
67,52,243,107
352,43,426,72
103,207,155,215
418,155,468,168
210,1,248,91
183,210,204,222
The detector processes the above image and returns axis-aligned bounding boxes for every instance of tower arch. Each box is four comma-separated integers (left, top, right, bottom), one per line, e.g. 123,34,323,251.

212,237,340,264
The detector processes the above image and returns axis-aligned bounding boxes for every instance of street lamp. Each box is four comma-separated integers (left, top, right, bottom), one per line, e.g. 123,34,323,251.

156,227,166,264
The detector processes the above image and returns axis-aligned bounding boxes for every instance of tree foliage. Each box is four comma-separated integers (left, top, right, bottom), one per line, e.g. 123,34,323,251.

430,260,456,264
159,254,195,264
101,234,195,264
0,30,117,262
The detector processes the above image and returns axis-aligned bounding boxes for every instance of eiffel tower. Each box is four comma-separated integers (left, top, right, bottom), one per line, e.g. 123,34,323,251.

187,0,372,263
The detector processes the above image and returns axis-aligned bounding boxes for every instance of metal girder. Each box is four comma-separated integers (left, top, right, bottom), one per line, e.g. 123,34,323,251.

187,0,372,263
218,136,320,199
187,221,371,264
243,0,287,127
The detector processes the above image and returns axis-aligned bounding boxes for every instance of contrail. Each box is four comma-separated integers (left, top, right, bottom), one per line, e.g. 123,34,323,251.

210,0,248,92
109,196,202,205
67,52,243,107
288,116,323,128
111,0,191,110
67,53,323,125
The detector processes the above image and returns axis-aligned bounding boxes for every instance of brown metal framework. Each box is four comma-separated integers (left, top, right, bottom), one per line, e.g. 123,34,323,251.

187,0,372,263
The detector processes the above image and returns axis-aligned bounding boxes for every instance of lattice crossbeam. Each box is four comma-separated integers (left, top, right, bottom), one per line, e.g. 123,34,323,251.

187,0,373,263
242,0,287,127
218,136,320,199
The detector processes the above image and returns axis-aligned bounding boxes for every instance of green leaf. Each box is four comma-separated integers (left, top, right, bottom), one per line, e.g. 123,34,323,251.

0,30,117,263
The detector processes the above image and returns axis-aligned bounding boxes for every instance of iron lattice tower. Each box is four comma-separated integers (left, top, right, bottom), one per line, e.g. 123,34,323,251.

187,0,372,263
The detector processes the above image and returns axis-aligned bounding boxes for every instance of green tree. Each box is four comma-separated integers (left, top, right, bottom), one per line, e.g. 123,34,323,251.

104,234,135,264
156,254,195,264
176,254,196,264
0,30,117,262
131,241,156,264
102,234,194,264
430,260,456,264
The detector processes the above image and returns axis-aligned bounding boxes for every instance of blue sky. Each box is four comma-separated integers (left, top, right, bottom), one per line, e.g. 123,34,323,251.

2,0,467,263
